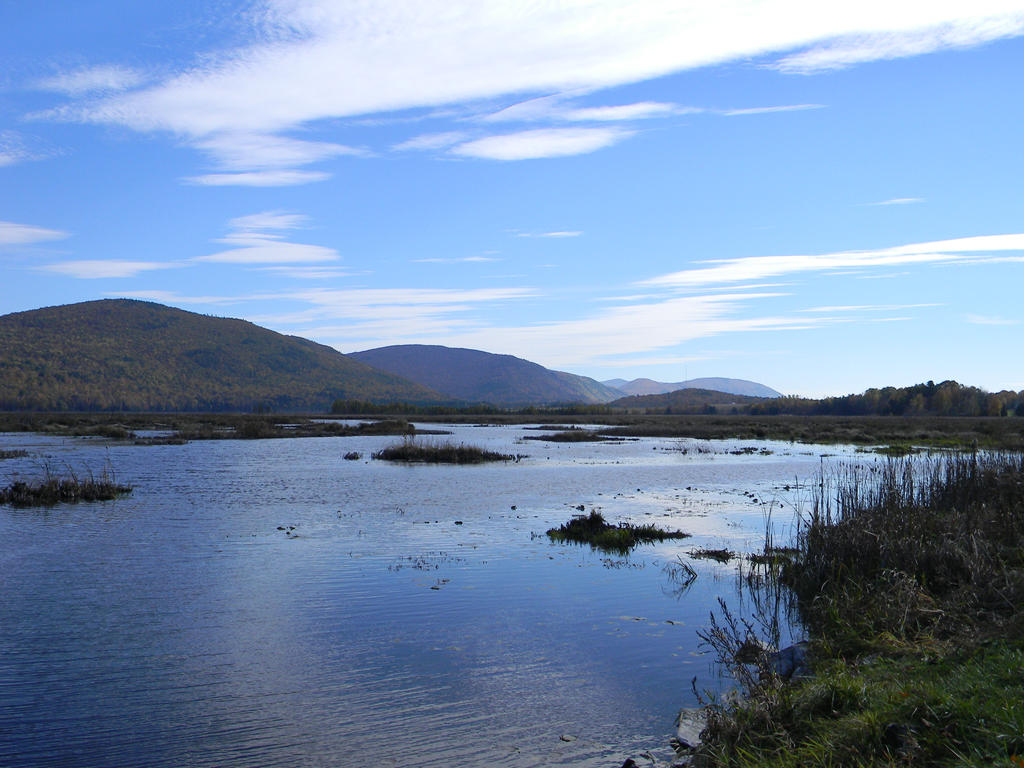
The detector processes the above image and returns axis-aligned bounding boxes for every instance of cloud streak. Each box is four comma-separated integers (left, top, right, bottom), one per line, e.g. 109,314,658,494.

452,127,633,160
39,260,176,279
40,0,1024,170
197,211,340,264
866,197,925,206
184,169,330,186
0,220,69,246
775,15,1024,74
642,234,1024,288
36,65,146,94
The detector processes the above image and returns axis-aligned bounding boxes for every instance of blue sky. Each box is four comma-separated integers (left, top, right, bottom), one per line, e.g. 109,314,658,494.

2,1,1023,397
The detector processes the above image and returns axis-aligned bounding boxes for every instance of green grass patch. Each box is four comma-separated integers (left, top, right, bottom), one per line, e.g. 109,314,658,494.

702,640,1024,767
546,510,689,552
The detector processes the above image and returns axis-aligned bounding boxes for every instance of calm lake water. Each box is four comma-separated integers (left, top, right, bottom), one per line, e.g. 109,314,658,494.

0,424,870,767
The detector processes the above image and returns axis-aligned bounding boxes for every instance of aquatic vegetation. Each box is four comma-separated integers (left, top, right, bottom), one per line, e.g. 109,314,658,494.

0,467,132,506
696,452,1024,767
523,429,609,442
0,449,28,460
546,510,689,552
688,547,736,563
372,437,522,464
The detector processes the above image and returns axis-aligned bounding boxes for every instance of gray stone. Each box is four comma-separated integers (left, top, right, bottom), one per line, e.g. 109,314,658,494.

768,641,810,680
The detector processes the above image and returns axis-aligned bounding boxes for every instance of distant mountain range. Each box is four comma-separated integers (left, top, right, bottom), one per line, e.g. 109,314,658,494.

0,299,783,412
603,377,782,399
350,344,622,405
608,388,765,411
0,299,443,411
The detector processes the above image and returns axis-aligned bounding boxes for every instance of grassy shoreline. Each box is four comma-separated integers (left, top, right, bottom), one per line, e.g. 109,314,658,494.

1,412,1022,450
695,452,1024,766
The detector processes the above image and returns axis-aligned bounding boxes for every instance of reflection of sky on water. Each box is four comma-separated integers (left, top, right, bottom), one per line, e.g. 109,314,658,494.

0,425,871,766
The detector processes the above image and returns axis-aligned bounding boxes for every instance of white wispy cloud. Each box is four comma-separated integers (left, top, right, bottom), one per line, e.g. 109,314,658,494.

77,2,1024,136
41,1,1024,167
776,15,1024,74
229,210,309,231
483,97,684,123
720,103,824,116
642,233,1024,288
197,212,339,264
199,239,337,264
262,280,850,369
413,256,500,264
0,220,69,246
515,230,583,239
184,170,330,186
274,286,535,348
801,303,942,313
422,292,829,368
293,286,535,310
195,133,365,170
116,290,246,305
38,260,176,279
452,127,634,160
0,132,35,167
866,197,925,206
965,313,1019,326
257,266,351,279
36,64,145,94
392,131,470,151
560,101,683,122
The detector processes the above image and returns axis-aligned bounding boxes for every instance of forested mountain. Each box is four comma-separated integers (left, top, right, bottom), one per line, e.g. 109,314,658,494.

608,388,764,412
0,300,444,411
350,344,623,405
604,377,782,398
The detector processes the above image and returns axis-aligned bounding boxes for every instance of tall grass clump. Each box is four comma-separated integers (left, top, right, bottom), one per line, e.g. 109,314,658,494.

788,452,1024,644
372,437,521,464
1,466,132,506
695,451,1024,767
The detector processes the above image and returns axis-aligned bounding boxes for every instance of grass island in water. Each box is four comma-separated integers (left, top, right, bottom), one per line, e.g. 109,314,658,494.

372,438,523,464
546,509,690,552
0,470,132,506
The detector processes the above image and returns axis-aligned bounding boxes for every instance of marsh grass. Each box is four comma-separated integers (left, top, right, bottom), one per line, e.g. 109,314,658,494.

689,547,737,563
372,437,521,464
789,452,1024,642
0,449,28,460
546,510,689,553
523,429,609,442
0,465,132,506
696,452,1024,767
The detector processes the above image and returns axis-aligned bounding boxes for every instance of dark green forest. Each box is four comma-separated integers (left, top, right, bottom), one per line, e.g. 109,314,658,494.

0,299,443,411
750,380,1024,417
